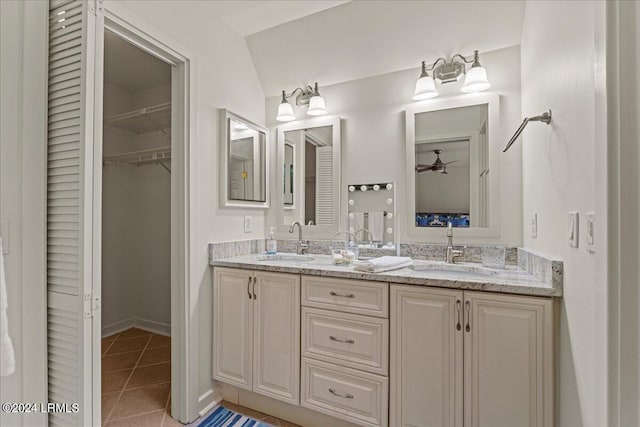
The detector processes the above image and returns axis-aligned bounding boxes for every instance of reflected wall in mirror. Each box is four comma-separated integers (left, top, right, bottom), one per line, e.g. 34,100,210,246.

405,93,499,237
276,117,341,236
415,104,488,227
220,109,269,208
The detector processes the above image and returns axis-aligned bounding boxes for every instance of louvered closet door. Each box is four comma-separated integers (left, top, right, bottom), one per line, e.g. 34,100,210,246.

47,0,103,425
315,146,333,226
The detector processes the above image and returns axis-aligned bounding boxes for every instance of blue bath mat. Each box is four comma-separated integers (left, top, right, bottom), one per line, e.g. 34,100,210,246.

198,405,272,427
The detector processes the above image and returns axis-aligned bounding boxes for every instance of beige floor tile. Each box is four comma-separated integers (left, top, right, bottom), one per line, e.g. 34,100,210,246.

117,327,152,340
102,392,120,421
126,362,171,389
106,409,165,427
147,334,171,349
139,346,171,367
106,336,150,355
102,369,132,393
102,351,142,373
162,410,182,427
109,383,170,420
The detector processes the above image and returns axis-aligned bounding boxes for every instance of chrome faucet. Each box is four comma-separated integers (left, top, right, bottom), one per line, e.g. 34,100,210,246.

289,221,309,255
446,222,464,264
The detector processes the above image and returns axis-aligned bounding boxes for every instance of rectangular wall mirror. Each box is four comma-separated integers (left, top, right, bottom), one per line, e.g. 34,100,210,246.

276,117,341,236
406,93,499,238
220,109,269,208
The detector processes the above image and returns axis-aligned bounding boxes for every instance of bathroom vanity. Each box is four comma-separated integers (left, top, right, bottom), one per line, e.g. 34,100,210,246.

210,251,560,427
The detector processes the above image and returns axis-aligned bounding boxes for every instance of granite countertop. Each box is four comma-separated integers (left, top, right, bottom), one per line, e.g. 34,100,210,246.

209,252,562,297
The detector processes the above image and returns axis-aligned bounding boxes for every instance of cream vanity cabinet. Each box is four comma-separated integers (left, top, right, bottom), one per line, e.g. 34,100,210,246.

391,285,554,427
301,276,390,427
212,267,301,405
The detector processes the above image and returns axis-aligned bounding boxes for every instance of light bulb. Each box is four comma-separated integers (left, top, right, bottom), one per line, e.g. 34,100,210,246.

307,95,327,116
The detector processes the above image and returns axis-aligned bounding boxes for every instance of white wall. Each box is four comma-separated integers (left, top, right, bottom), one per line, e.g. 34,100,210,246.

520,2,608,426
0,1,47,426
106,1,267,418
266,45,522,245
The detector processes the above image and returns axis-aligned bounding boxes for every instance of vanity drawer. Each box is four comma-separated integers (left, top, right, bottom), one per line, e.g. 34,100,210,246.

301,358,388,427
302,307,389,375
302,276,389,318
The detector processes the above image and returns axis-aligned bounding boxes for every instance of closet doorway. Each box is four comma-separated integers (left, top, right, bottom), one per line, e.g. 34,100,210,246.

100,29,174,424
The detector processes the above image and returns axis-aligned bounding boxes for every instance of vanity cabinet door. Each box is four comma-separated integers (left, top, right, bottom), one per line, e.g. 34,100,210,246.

253,271,301,405
463,291,553,427
391,285,464,427
212,267,253,390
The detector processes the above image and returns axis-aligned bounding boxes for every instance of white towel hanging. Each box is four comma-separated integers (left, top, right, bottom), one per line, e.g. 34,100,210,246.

368,212,384,242
0,237,15,377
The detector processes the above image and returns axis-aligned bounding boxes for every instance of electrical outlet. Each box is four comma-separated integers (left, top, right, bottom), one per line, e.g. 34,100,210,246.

586,212,595,253
568,212,579,248
243,215,252,233
531,213,537,238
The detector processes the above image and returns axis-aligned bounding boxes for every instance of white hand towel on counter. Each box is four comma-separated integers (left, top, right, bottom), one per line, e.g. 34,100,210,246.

368,212,384,242
352,256,413,273
0,237,15,377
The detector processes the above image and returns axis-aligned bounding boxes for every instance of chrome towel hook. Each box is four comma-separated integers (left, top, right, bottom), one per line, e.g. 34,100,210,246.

503,110,552,153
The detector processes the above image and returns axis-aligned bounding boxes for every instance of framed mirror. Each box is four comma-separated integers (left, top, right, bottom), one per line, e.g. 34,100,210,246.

220,109,269,208
405,93,499,238
276,116,341,237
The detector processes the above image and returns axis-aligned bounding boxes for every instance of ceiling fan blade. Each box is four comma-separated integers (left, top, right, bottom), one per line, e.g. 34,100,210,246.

444,160,458,165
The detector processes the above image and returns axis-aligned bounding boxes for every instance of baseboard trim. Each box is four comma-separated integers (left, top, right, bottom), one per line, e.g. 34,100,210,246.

102,317,135,337
134,317,170,336
198,387,220,417
102,317,170,338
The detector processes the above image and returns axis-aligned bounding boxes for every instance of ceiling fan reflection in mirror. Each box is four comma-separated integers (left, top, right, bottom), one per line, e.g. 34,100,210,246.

415,149,457,174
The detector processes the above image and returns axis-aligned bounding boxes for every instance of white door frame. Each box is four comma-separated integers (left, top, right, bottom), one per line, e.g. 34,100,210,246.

95,6,195,423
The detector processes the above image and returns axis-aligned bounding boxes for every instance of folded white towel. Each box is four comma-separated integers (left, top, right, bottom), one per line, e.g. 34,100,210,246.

0,237,15,377
352,256,413,273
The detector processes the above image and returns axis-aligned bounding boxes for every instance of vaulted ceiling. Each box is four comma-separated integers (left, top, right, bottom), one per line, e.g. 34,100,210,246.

207,0,525,97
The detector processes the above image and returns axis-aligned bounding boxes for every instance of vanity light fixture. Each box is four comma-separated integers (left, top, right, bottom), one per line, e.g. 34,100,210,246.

413,50,491,100
276,82,327,122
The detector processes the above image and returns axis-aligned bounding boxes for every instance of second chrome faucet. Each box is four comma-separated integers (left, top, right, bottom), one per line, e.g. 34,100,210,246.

446,222,464,264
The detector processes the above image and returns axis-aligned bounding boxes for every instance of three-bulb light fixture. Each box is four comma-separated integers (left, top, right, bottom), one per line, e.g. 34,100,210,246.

276,82,327,122
413,50,491,100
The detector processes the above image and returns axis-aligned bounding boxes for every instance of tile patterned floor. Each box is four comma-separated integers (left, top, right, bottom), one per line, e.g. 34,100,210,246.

102,328,180,426
103,328,300,426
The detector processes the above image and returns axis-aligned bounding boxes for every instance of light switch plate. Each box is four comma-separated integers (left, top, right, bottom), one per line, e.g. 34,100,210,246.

531,213,537,238
568,212,579,248
0,220,8,254
243,215,252,233
586,212,595,253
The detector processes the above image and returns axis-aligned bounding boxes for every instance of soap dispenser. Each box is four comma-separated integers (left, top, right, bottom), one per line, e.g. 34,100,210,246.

266,227,277,254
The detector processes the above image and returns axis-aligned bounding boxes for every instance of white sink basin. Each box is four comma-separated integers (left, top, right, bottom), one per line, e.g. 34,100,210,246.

410,262,499,277
257,254,315,262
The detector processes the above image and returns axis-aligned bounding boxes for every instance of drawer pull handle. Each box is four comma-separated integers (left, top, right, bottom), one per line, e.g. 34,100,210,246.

329,336,355,344
329,291,355,298
465,300,471,332
247,277,252,300
252,277,257,300
329,388,354,399
456,300,462,331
